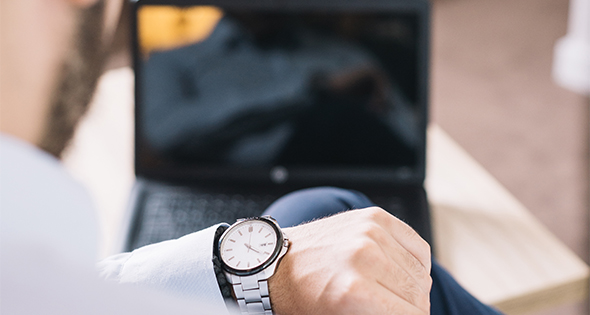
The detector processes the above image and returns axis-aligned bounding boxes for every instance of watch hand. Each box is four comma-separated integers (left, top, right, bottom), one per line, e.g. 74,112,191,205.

247,227,253,253
251,245,267,254
244,243,260,253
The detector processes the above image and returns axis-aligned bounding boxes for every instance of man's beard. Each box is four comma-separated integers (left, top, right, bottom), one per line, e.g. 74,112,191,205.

38,2,107,158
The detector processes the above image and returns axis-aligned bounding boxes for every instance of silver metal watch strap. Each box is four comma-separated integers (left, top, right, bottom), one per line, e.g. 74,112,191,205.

230,274,273,315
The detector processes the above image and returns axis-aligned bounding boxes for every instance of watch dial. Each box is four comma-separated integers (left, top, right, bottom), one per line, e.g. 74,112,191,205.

220,220,279,271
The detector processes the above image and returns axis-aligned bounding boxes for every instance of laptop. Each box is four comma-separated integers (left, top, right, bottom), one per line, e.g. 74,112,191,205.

122,0,431,252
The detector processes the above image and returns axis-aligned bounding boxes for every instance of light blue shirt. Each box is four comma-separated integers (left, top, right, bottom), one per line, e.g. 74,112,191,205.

0,134,231,314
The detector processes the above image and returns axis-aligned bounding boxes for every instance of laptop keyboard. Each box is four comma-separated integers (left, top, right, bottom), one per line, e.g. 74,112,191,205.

129,187,279,250
127,184,424,251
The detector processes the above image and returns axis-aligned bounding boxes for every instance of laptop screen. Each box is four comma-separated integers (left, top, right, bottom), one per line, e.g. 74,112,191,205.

133,1,429,187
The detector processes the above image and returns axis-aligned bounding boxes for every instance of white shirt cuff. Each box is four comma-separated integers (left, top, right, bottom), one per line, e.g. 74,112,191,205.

98,224,231,315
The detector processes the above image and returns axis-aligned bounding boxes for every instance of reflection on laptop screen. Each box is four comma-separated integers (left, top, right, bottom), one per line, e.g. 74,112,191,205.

135,5,426,184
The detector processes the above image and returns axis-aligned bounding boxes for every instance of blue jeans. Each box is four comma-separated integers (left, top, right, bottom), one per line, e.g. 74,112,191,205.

263,187,503,315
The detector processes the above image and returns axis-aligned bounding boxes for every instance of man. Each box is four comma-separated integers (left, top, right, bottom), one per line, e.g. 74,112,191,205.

0,0,501,314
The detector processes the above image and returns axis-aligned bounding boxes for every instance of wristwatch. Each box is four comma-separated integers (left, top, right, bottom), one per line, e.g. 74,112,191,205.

214,216,289,315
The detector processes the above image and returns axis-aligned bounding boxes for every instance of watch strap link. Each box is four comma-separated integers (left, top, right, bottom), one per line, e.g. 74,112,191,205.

230,274,273,315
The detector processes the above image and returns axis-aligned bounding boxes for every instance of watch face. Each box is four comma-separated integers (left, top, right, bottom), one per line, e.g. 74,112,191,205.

220,219,279,272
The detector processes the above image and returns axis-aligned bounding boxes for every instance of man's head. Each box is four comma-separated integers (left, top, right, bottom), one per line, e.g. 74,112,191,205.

0,0,124,157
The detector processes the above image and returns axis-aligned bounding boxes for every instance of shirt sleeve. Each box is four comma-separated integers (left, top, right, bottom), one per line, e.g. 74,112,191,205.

97,224,231,315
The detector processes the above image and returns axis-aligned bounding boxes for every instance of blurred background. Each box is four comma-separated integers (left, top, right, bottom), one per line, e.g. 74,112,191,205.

84,0,589,314
429,0,589,314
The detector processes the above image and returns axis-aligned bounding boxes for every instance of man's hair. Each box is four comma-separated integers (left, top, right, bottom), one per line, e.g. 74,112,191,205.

39,1,108,158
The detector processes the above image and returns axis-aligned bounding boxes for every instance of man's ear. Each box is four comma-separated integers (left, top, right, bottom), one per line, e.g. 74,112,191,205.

67,0,100,9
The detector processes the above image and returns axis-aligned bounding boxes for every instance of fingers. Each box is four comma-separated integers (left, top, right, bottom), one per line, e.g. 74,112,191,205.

372,279,430,315
325,271,429,315
359,207,432,273
359,224,432,294
348,237,431,313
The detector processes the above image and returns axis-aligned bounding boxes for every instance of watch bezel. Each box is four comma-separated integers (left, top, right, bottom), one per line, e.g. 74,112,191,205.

217,217,284,276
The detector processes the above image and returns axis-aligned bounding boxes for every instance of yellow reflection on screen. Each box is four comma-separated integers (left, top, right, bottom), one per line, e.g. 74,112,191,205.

138,6,223,56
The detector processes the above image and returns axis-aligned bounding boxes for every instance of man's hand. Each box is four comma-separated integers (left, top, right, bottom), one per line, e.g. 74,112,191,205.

269,207,432,315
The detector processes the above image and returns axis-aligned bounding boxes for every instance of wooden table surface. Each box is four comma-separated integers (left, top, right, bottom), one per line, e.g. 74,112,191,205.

64,68,590,315
426,125,589,314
